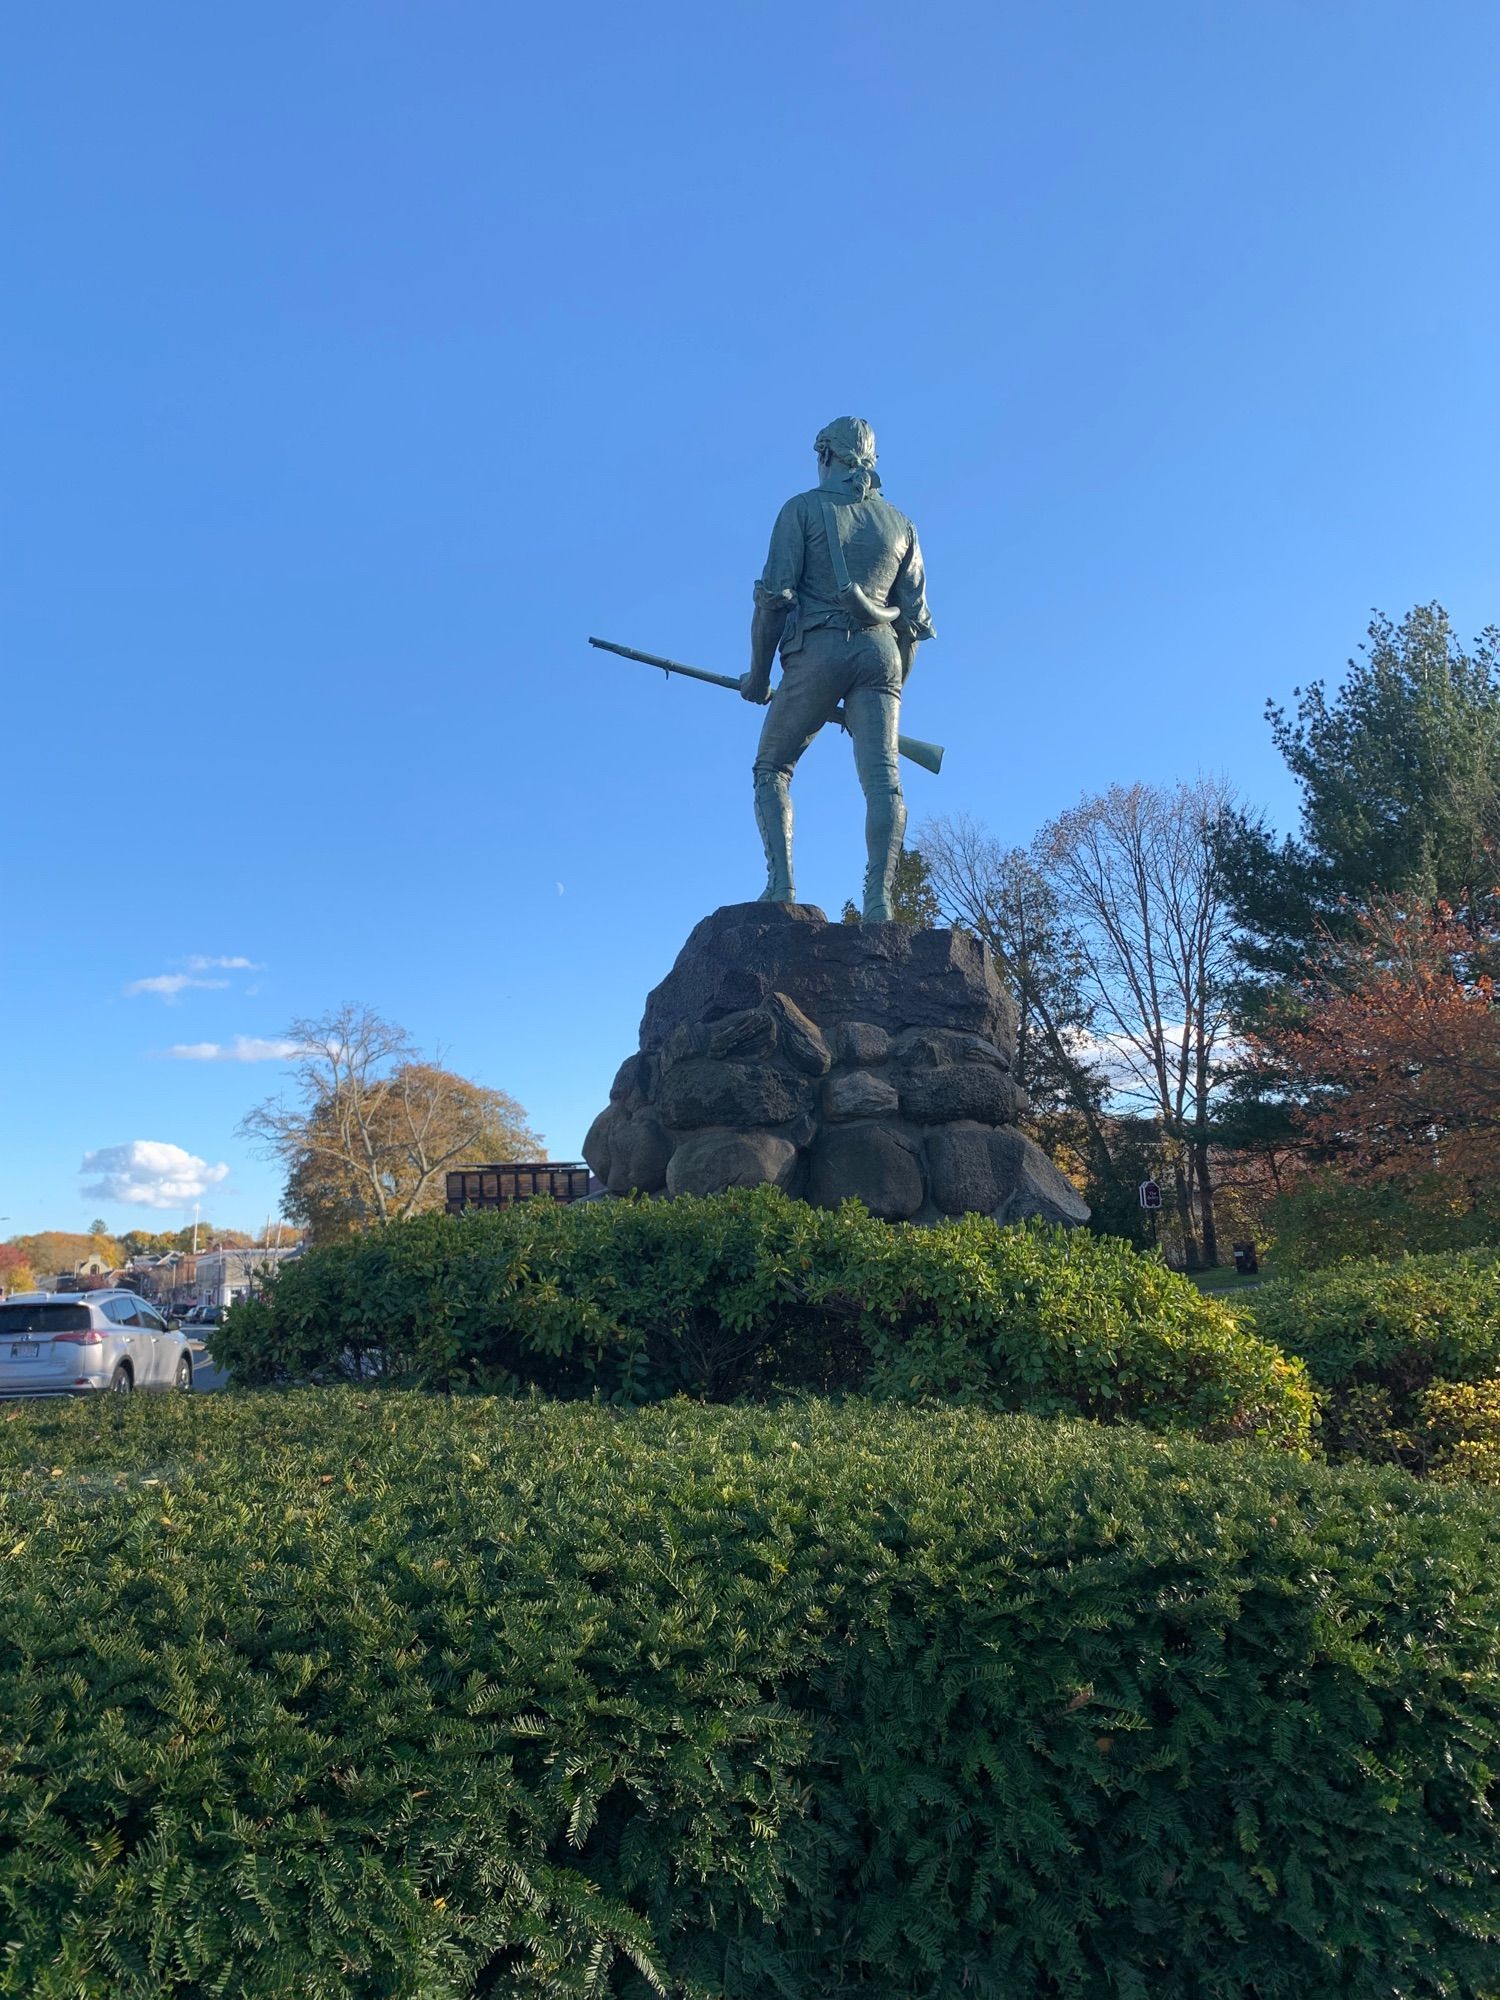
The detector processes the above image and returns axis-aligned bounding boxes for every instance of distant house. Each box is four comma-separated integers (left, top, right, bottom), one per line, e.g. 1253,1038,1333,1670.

194,1244,303,1308
119,1252,198,1309
50,1254,113,1292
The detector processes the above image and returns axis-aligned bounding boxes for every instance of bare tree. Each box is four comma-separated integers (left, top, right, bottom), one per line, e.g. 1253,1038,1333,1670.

918,815,1109,1155
1039,779,1238,1267
240,1004,543,1241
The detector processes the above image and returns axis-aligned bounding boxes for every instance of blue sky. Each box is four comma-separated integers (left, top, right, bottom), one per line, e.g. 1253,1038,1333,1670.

4,0,1498,1237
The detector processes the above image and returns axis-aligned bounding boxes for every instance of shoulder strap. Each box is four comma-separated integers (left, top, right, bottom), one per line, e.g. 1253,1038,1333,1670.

817,492,900,628
819,495,853,592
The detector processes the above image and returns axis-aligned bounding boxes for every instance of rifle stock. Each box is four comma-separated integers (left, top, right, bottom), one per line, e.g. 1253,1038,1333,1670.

885,722,944,775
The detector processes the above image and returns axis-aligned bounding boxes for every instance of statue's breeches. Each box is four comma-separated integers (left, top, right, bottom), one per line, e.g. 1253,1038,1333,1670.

753,627,903,786
752,627,906,919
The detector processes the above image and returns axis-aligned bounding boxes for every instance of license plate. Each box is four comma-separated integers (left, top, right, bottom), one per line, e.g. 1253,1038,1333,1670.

9,1343,40,1360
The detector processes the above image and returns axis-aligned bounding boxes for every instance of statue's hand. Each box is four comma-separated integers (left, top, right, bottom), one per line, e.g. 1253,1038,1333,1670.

739,672,772,706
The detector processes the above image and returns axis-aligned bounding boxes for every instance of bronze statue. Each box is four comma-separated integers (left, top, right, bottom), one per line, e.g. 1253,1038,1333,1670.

740,417,935,922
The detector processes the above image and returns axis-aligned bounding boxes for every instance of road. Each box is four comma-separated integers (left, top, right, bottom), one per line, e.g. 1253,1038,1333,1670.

186,1338,232,1393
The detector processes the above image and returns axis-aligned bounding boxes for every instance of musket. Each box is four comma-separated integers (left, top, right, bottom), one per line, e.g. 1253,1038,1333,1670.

588,637,945,775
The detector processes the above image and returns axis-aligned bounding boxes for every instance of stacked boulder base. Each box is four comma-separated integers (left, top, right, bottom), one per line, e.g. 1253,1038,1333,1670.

585,903,1089,1228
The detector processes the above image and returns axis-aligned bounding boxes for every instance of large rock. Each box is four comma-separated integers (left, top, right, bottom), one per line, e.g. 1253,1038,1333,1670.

836,1020,893,1065
608,1051,659,1109
806,1122,925,1221
824,1070,901,1121
584,1103,671,1195
705,1008,779,1063
657,1058,805,1131
666,1128,797,1198
893,1027,1012,1071
925,1125,1089,1226
766,991,833,1075
898,1064,1026,1126
988,1130,1093,1228
581,902,1087,1228
925,1122,1014,1216
639,904,1018,1063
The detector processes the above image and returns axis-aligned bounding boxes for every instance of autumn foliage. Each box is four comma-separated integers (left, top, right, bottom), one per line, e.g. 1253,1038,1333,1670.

1267,899,1500,1181
2,1231,122,1285
241,1006,543,1245
0,1242,37,1294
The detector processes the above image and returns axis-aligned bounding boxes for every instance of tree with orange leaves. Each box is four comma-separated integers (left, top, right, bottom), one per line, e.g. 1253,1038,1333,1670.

0,1243,36,1295
1269,898,1500,1182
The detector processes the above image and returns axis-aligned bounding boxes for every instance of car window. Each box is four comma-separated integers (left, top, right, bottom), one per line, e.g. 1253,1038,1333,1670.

102,1296,142,1327
137,1304,167,1332
0,1301,91,1335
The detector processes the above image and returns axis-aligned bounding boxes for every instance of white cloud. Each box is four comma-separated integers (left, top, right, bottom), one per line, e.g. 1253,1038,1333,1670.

1077,1025,1246,1107
167,1036,304,1063
125,954,262,1000
125,973,231,1001
80,1141,231,1210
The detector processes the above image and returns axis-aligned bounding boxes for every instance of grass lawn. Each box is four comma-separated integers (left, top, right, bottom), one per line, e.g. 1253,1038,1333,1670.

1188,1261,1269,1294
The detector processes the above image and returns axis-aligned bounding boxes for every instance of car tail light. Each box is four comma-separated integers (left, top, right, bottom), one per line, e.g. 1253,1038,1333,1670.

53,1330,103,1345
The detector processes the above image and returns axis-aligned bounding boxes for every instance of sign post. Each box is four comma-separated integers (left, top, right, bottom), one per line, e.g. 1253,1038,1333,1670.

1139,1178,1162,1252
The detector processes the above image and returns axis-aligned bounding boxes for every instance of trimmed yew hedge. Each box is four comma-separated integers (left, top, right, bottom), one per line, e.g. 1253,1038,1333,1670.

1,1392,1498,1998
215,1188,1312,1447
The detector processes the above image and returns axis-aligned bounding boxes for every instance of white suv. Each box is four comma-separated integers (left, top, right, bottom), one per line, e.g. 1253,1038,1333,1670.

0,1290,194,1397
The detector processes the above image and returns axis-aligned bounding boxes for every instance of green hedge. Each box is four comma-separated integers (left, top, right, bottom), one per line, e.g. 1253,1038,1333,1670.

1,1393,1497,1997
216,1188,1311,1447
1248,1249,1500,1468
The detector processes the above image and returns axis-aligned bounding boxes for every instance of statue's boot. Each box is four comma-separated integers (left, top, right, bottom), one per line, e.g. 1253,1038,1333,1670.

754,771,795,903
861,781,907,923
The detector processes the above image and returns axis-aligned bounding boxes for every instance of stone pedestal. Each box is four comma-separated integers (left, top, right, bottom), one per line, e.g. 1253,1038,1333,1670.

584,903,1090,1227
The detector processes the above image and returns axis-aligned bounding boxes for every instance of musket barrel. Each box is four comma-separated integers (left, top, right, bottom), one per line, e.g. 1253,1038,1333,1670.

588,636,945,773
588,637,741,692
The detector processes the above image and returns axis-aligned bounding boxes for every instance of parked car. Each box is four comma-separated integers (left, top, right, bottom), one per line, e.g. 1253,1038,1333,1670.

183,1304,225,1328
0,1290,194,1397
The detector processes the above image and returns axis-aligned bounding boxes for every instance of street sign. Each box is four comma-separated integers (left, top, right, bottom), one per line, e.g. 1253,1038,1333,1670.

1138,1179,1162,1211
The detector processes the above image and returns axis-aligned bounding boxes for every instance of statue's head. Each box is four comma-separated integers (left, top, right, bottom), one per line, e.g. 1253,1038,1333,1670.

814,416,881,498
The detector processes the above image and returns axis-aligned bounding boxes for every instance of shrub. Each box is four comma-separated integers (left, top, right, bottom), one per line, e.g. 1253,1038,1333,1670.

0,1393,1496,1998
1248,1248,1500,1467
1263,1169,1500,1274
216,1187,1311,1446
1421,1379,1500,1485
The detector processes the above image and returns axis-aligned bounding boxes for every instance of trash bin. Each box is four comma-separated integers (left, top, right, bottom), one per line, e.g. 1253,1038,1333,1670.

1232,1241,1259,1276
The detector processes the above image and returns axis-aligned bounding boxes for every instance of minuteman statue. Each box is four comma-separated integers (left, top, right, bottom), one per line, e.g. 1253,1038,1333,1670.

740,417,936,923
